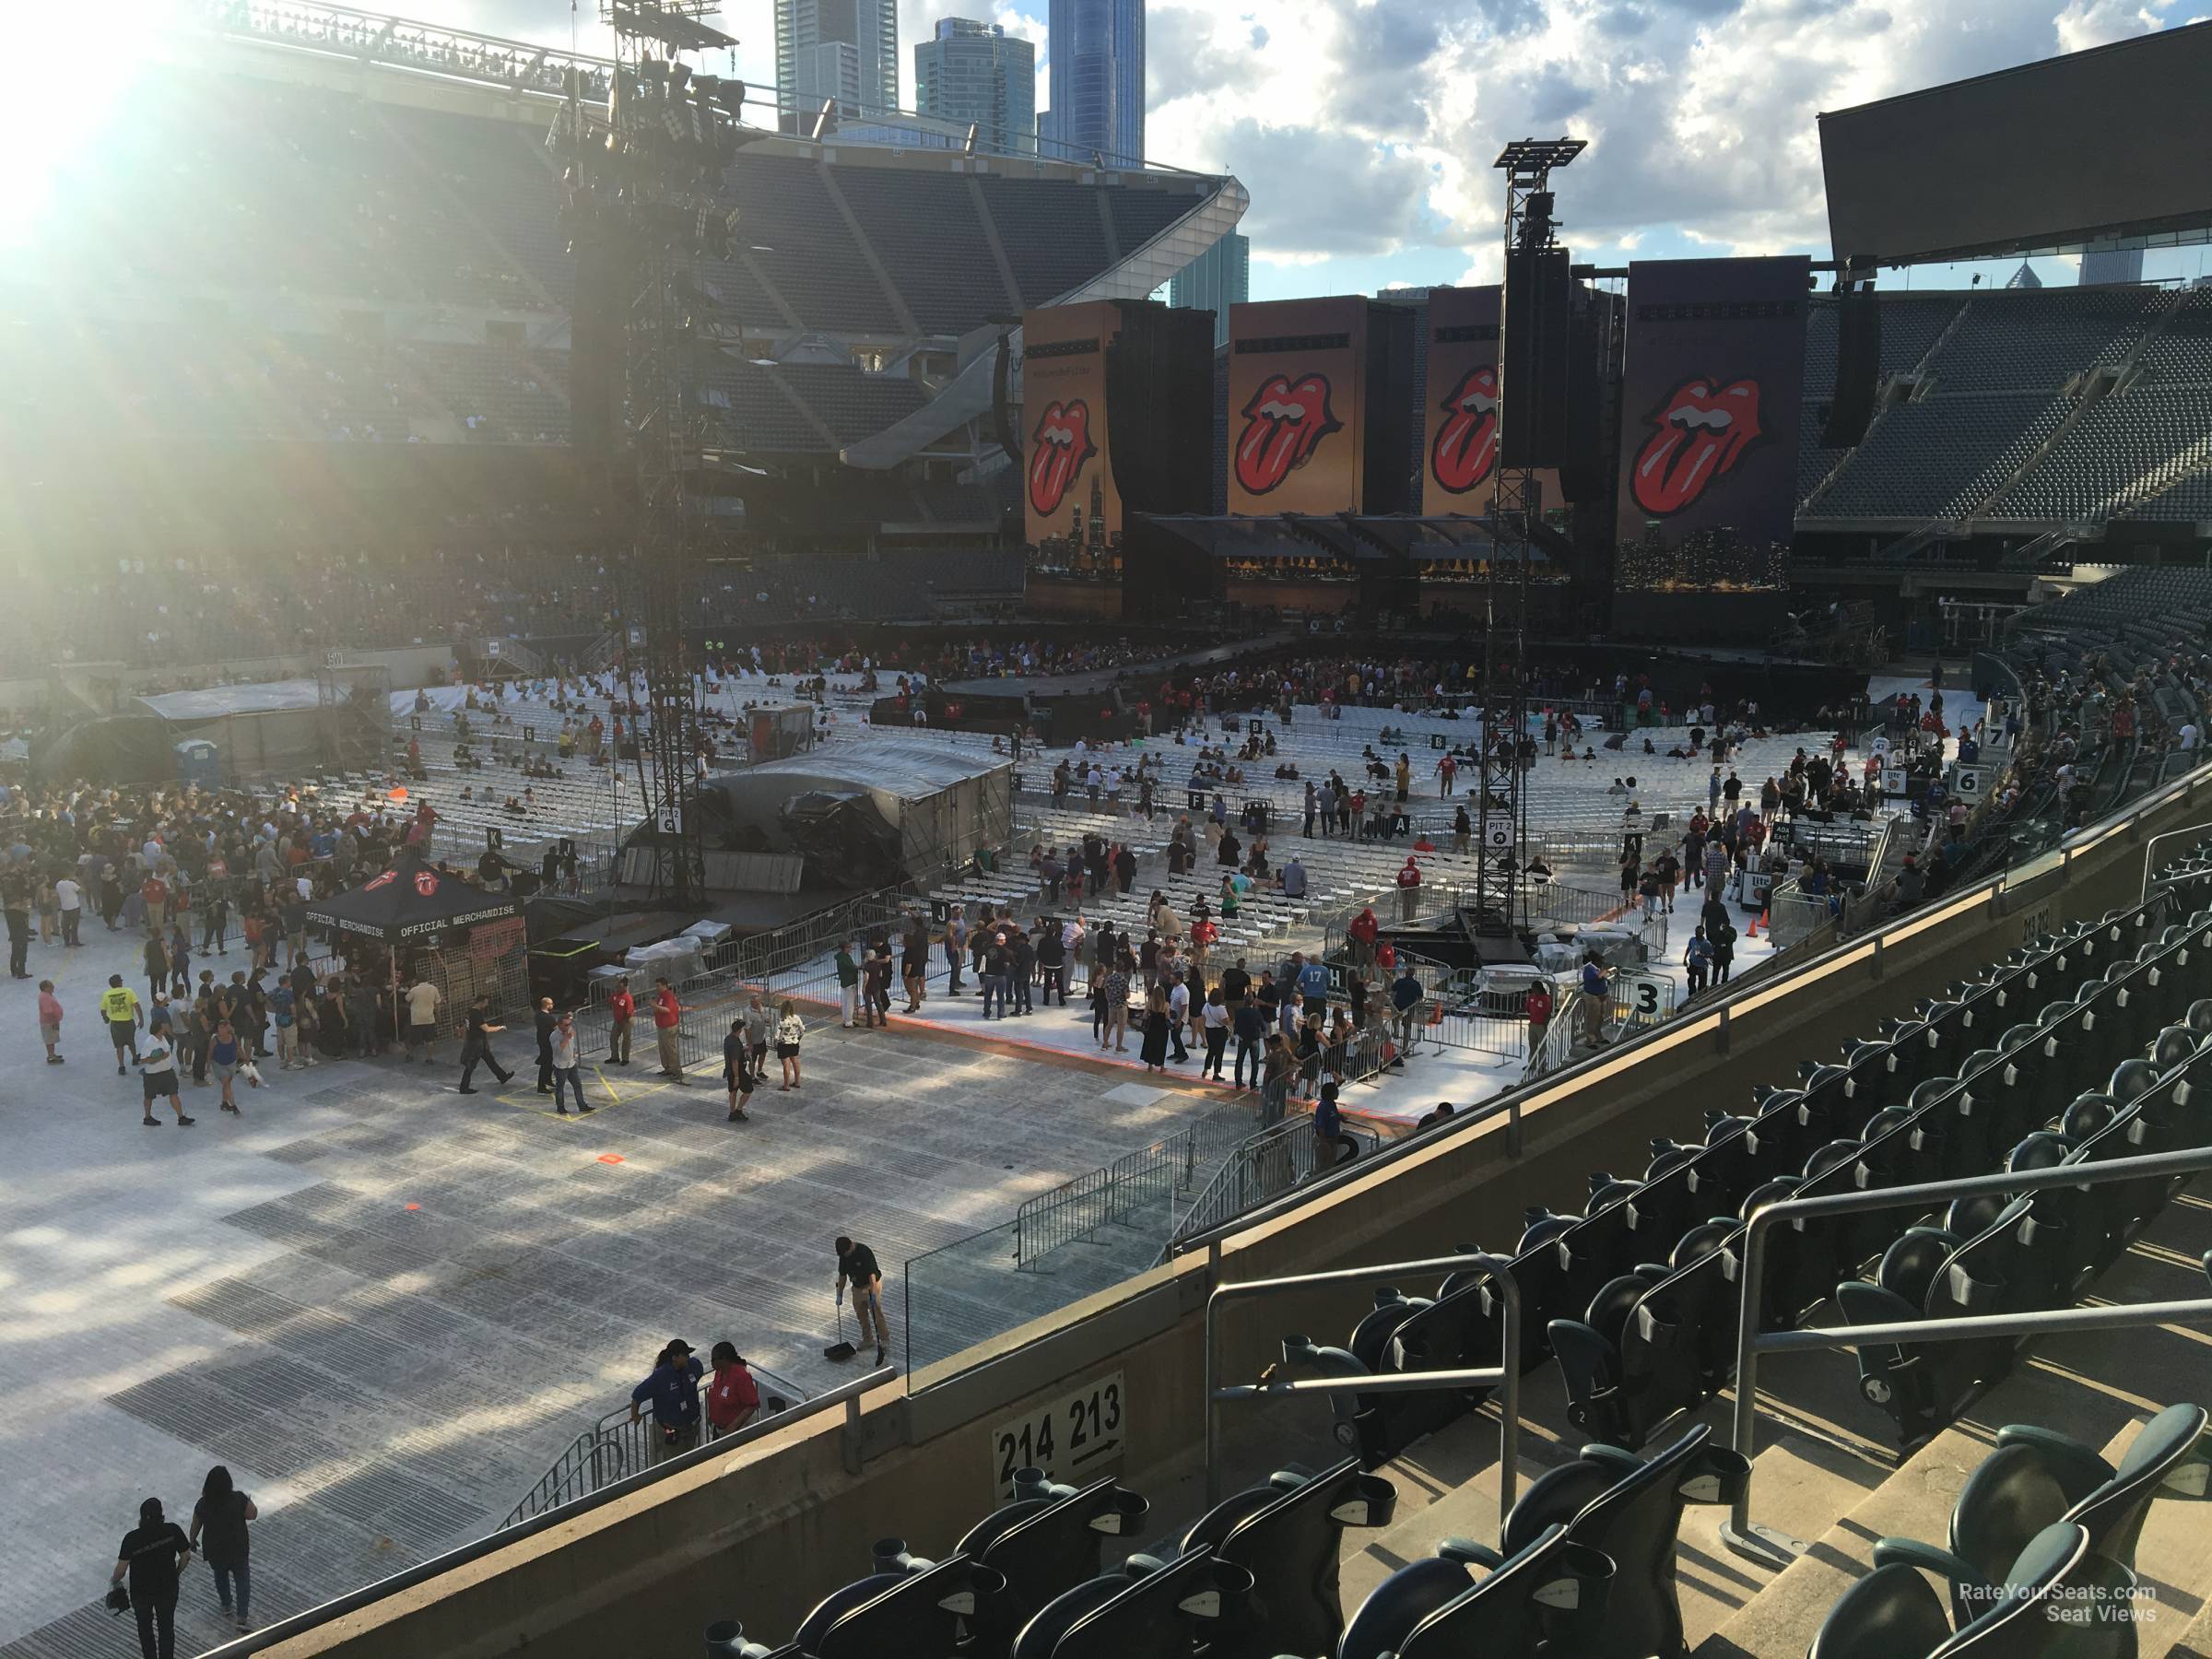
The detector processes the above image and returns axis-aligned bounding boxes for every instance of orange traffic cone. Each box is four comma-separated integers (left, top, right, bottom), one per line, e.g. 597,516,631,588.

1747,908,1766,939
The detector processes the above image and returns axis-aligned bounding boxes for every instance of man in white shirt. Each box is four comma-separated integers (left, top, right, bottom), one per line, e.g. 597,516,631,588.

1167,971,1192,1065
53,876,82,947
2181,723,2200,753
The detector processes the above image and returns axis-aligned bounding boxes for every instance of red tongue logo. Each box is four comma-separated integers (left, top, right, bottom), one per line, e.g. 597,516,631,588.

1027,399,1098,517
1235,372,1342,496
1430,364,1500,494
1630,376,1763,516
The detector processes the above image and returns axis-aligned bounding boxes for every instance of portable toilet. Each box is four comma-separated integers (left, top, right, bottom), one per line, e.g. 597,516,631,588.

176,739,221,789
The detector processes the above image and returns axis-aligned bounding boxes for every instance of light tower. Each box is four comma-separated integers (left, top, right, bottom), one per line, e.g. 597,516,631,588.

554,0,752,904
1473,137,1583,936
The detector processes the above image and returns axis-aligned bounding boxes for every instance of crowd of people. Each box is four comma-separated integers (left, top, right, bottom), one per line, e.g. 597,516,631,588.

0,770,546,1126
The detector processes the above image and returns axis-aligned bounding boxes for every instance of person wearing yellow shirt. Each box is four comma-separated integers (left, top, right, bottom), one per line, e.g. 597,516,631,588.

100,974,144,1075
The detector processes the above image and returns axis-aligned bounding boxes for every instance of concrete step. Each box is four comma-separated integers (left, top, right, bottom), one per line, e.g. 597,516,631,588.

2165,1588,2212,1659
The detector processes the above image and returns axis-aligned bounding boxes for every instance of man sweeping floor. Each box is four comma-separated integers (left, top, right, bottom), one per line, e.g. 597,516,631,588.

833,1235,888,1367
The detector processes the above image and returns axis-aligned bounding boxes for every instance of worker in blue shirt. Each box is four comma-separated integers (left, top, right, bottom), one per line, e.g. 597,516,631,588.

629,1339,705,1457
1580,955,1607,1044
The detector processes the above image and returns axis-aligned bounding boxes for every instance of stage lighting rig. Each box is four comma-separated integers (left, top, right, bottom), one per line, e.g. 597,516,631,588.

1473,135,1584,935
556,0,747,905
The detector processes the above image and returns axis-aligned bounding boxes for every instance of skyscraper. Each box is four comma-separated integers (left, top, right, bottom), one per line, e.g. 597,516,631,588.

913,18,1037,155
1169,231,1248,347
776,0,898,120
1046,0,1144,163
2079,247,2145,286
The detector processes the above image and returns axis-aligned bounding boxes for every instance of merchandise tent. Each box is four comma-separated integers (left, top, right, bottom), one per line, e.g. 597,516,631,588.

305,854,526,1037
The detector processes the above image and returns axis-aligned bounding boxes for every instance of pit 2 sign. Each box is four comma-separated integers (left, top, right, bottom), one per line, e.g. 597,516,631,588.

989,1371,1125,1498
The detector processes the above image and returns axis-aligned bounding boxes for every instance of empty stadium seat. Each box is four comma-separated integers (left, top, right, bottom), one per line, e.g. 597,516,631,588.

1496,1424,1747,1659
1007,1547,1254,1659
787,1542,1018,1658
1811,1522,2135,1659
1877,1403,2208,1627
1335,1524,1615,1659
952,1472,1151,1647
1167,1458,1396,1659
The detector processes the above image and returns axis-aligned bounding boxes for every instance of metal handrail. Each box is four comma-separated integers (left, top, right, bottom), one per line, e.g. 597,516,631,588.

193,1364,896,1659
1722,1145,2212,1571
1204,1252,1521,1522
1013,1027,1397,1268
1168,1115,1383,1253
504,1359,816,1526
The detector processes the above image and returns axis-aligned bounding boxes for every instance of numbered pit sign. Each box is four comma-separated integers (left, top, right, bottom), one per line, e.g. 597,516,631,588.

656,806,684,836
1484,819,1514,851
1952,764,1986,800
1430,734,1446,750
1619,971,1668,1025
990,1371,1125,1499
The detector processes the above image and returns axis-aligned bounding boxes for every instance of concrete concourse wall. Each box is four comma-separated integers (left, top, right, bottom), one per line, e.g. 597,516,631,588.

266,775,2212,1659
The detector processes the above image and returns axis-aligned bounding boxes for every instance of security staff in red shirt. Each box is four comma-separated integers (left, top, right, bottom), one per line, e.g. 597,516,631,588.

606,977,635,1066
653,977,685,1082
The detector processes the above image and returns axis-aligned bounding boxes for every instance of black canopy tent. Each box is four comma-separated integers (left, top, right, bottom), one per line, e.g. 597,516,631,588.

307,855,523,942
305,855,528,1039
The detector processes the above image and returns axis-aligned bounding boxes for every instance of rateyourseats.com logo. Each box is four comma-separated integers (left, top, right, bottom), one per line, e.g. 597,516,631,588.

1959,1581,2160,1625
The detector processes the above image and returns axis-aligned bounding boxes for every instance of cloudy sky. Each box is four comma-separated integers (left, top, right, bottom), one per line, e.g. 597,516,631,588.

397,0,2206,298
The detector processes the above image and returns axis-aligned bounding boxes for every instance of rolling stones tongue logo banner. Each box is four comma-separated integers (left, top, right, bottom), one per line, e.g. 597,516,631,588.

1233,373,1342,496
1027,399,1098,517
1421,285,1502,512
1021,301,1124,547
1226,296,1368,514
1614,255,1808,574
1431,364,1500,495
1630,376,1763,515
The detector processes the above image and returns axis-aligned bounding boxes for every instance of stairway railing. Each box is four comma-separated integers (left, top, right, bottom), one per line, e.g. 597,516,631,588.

1206,1252,1522,1516
1722,1146,2212,1571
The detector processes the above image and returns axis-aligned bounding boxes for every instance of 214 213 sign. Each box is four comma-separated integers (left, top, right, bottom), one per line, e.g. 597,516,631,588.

989,1371,1125,1499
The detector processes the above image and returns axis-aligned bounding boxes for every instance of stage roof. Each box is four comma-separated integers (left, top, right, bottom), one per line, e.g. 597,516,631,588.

735,740,1011,799
1140,513,1567,564
135,680,324,721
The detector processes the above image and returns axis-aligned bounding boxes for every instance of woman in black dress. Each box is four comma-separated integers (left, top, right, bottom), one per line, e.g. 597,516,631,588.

1139,987,1171,1073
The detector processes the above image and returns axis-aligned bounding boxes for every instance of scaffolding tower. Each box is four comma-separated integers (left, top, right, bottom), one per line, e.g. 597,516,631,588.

1474,138,1584,935
557,0,750,903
